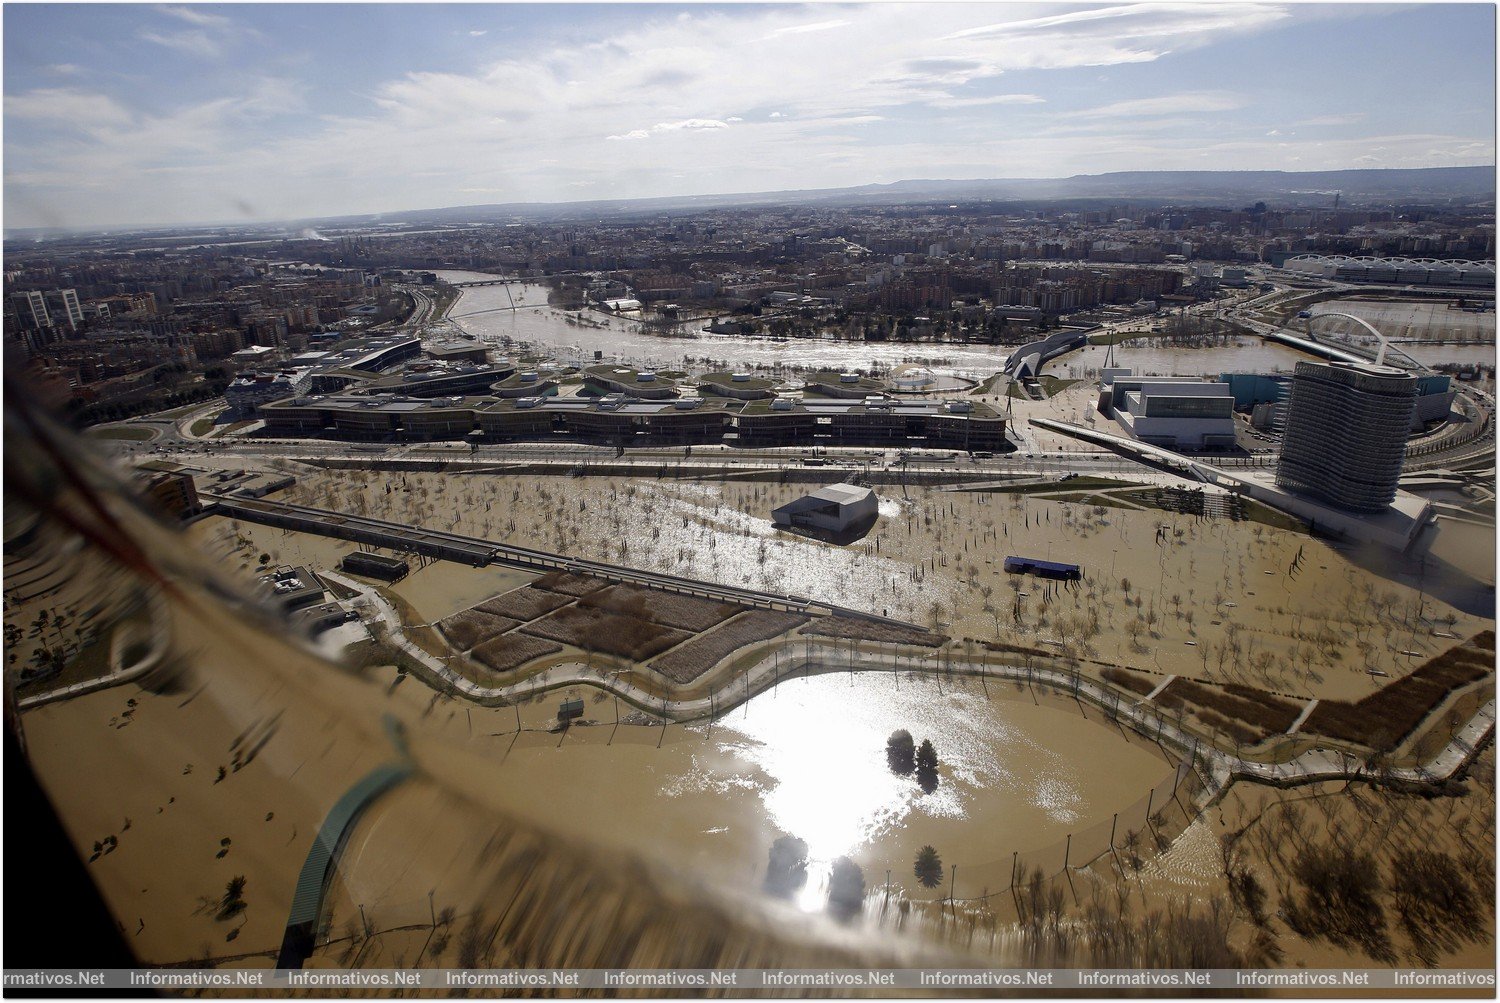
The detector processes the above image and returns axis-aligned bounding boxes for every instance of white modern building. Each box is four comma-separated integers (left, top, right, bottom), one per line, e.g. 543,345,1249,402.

230,344,280,369
227,367,316,414
1100,370,1238,450
772,483,879,533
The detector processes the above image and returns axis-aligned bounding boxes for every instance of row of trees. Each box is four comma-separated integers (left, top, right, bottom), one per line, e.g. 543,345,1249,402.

762,837,866,922
886,730,941,793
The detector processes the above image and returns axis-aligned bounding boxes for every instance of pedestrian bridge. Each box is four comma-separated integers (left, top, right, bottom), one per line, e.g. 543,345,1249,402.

1028,417,1219,484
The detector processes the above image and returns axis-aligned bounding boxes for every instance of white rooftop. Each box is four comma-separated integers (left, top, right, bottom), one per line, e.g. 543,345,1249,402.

808,483,874,506
1136,381,1232,398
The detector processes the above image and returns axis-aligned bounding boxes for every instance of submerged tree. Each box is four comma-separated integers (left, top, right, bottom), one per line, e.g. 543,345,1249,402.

886,730,915,775
827,857,866,922
217,875,247,920
915,739,940,794
763,836,809,899
914,845,943,889
1389,848,1484,967
1281,845,1393,963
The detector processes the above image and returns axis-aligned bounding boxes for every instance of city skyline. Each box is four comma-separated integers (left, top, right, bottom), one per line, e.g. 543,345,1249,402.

4,2,1496,231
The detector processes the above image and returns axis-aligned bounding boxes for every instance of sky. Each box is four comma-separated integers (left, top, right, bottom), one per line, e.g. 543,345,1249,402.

3,2,1495,230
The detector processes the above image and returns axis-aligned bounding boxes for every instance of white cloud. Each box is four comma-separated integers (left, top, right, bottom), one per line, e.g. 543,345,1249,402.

1068,92,1248,118
1296,113,1366,127
139,6,258,59
156,5,234,29
764,19,849,38
5,2,1483,229
468,30,487,37
927,94,1046,109
945,3,1289,44
138,29,222,58
6,89,133,129
609,118,731,141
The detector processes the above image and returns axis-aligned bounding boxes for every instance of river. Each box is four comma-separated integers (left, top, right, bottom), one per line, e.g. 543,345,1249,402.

438,270,1495,380
439,269,1008,375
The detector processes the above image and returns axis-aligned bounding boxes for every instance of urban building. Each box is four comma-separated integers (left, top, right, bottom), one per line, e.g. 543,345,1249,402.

1222,371,1452,432
772,484,879,533
1282,255,1495,288
1003,556,1082,580
256,565,327,613
1100,370,1237,450
582,365,679,400
226,367,316,414
11,290,51,332
362,361,514,398
136,469,202,520
1275,361,1417,513
341,552,410,582
699,372,776,400
424,337,490,364
230,344,281,369
47,289,84,331
259,390,1007,451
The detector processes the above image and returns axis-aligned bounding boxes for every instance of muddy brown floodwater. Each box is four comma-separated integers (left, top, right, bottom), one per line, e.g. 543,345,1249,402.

266,469,1489,702
352,667,1176,920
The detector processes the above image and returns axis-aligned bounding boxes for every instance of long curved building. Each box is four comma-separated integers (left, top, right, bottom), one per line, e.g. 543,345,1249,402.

1281,254,1496,288
1274,361,1417,513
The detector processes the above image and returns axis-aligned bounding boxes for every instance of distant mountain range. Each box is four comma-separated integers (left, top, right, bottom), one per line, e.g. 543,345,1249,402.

339,166,1495,227
7,166,1494,240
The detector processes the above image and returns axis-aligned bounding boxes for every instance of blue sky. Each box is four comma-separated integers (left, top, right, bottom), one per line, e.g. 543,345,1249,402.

4,3,1494,230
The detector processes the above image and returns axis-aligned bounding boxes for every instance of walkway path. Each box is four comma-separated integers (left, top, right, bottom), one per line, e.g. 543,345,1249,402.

16,592,171,710
1140,674,1176,703
1286,698,1319,735
327,570,1495,803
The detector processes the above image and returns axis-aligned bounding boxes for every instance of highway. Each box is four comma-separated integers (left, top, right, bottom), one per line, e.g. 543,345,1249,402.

128,431,1269,487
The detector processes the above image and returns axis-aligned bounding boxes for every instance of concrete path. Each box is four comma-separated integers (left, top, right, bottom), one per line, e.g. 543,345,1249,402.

1286,698,1319,735
326,570,1496,802
1140,674,1176,703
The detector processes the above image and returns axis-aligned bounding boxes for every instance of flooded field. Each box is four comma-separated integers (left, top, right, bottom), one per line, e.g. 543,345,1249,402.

1314,298,1496,344
1047,340,1310,378
1429,518,1498,587
1399,343,1496,368
368,666,1175,908
189,519,536,623
266,469,1491,703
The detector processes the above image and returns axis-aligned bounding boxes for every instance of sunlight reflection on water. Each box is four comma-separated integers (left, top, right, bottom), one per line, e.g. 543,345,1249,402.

706,673,1087,884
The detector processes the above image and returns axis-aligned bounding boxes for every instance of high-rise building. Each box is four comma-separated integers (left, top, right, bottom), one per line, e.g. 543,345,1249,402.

1275,361,1417,513
11,290,51,331
47,288,84,331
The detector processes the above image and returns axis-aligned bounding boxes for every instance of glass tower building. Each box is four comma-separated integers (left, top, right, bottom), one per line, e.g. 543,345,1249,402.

1275,361,1417,513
